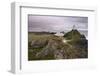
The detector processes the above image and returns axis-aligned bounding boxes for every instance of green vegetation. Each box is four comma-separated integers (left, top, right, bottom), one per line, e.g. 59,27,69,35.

64,29,86,40
28,29,88,61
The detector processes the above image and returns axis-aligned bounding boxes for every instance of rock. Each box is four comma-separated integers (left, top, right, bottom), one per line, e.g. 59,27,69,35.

31,39,48,48
35,39,69,59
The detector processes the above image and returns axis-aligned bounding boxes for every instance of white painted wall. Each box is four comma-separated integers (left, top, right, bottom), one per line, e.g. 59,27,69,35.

0,0,100,76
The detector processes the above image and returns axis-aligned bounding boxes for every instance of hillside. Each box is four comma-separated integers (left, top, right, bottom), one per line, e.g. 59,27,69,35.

64,29,86,40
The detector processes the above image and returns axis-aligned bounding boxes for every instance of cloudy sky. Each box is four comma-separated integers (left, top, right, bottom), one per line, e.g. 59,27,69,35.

28,15,88,32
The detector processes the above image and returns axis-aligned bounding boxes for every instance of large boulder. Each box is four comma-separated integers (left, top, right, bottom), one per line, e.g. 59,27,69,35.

35,39,69,59
30,39,48,48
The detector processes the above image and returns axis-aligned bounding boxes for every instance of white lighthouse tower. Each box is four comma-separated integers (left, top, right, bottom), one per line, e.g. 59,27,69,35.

72,25,76,30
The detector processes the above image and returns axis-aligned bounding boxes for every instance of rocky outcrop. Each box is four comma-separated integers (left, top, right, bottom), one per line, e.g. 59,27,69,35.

35,39,69,59
28,29,88,60
30,39,48,48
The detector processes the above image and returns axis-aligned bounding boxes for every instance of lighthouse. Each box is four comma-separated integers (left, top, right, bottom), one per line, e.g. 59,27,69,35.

72,25,76,30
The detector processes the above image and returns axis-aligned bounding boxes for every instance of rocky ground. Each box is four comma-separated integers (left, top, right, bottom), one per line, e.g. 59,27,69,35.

28,29,88,60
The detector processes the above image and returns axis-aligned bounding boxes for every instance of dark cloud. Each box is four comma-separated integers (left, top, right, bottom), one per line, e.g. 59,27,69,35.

28,15,88,32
